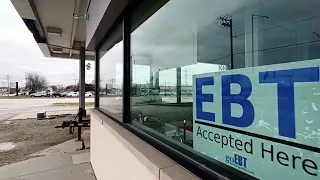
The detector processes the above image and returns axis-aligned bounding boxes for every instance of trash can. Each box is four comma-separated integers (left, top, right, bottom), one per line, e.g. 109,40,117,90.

37,111,46,120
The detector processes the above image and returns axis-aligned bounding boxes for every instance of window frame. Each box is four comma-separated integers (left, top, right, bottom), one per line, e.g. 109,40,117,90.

95,0,258,179
96,16,124,120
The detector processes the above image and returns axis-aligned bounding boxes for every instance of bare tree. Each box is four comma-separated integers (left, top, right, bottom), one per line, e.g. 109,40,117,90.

25,73,48,92
50,85,58,91
66,85,78,92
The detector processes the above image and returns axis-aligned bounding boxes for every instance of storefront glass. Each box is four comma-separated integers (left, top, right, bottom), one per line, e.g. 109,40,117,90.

130,0,320,179
99,24,123,118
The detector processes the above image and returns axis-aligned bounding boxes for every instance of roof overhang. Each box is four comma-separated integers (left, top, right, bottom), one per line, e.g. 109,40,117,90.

85,0,129,51
11,0,167,58
11,0,95,60
85,0,169,51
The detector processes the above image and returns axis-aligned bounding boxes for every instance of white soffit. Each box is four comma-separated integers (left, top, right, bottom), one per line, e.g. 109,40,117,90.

11,0,36,20
38,43,51,57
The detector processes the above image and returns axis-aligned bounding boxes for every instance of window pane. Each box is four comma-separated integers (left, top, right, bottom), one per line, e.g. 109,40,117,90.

99,24,123,119
131,0,320,179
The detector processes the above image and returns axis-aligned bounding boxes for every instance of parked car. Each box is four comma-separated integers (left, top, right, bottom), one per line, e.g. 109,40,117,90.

18,92,24,96
46,90,53,96
85,92,93,97
52,92,61,97
30,91,48,97
159,92,170,96
60,92,67,97
26,91,36,96
66,91,79,97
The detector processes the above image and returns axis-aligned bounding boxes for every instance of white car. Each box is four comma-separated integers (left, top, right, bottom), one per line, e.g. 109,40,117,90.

85,92,93,97
30,91,48,97
66,92,79,97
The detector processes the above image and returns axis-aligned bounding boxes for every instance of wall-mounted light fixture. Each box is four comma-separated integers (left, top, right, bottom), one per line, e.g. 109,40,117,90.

85,63,91,70
73,13,89,20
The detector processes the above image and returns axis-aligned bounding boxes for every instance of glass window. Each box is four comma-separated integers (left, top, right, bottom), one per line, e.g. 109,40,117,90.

130,0,320,179
99,24,123,118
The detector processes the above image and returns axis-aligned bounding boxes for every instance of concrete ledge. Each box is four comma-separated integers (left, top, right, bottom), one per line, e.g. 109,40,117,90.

160,165,199,180
90,109,198,180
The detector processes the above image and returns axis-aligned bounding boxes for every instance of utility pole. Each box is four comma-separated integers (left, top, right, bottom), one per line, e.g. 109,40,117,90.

110,78,115,89
220,17,234,69
25,77,28,91
110,78,115,94
164,82,167,94
4,75,11,96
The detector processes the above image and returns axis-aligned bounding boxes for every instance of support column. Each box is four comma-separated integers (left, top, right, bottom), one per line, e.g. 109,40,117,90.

155,71,159,89
176,67,181,104
15,82,18,96
78,46,85,141
149,72,154,89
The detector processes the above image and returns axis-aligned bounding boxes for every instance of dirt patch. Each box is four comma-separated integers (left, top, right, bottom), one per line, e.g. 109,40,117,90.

0,115,78,166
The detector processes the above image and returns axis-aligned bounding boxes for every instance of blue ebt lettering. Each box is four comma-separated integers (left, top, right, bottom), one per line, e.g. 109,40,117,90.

196,77,215,122
222,74,254,127
225,154,248,168
259,67,319,138
195,67,320,139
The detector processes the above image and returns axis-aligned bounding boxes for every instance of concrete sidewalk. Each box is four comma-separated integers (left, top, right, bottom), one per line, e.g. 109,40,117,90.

0,152,94,180
0,131,94,180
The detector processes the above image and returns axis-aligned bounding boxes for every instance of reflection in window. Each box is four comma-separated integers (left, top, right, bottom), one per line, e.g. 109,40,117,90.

130,0,320,178
99,39,123,117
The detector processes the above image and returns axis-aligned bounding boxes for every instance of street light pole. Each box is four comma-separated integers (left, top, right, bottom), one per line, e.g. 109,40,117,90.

230,18,234,69
251,14,269,67
252,14,254,67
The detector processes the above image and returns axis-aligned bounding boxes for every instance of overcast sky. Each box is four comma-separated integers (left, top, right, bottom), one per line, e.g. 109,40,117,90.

0,0,94,88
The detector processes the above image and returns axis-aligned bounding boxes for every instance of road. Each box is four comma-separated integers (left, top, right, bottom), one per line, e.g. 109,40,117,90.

0,96,193,120
0,98,94,121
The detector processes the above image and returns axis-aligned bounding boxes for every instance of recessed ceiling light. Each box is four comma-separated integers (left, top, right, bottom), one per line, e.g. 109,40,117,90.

52,47,63,54
47,27,62,37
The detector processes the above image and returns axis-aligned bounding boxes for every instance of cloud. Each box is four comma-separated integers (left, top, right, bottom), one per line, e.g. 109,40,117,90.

0,0,94,86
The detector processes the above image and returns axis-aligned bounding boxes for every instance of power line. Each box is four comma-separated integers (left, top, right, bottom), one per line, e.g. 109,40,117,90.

204,39,320,63
197,0,273,36
233,15,320,38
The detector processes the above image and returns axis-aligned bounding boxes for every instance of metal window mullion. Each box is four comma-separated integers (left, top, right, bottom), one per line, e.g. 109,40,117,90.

95,50,100,108
123,16,131,124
